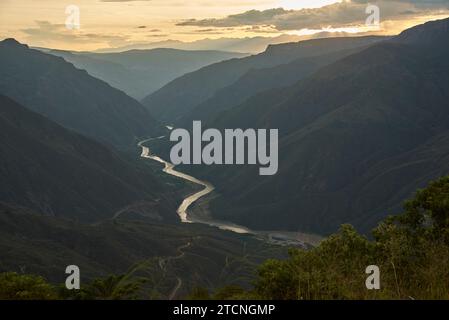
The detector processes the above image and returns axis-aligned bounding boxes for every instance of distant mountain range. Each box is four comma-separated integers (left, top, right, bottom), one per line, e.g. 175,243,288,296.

92,32,370,55
0,39,163,150
93,34,304,54
142,36,386,123
43,48,247,100
171,18,449,235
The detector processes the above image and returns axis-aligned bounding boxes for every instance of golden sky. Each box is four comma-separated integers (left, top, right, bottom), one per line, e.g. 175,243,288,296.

1,0,448,51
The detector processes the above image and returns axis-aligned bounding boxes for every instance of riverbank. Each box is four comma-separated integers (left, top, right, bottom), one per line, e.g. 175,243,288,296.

139,138,323,247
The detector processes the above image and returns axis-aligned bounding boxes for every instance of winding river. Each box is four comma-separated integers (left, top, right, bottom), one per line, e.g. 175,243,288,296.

138,138,253,234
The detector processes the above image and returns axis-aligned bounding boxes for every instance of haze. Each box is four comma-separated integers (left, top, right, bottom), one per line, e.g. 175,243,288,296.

1,0,449,51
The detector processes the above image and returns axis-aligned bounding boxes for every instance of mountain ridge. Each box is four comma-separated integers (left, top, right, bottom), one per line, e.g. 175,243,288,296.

142,36,387,123
45,48,247,100
0,94,174,222
0,38,163,150
181,18,449,235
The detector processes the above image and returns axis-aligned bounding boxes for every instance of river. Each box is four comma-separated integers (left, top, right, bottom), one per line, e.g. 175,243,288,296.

138,138,322,247
138,138,253,234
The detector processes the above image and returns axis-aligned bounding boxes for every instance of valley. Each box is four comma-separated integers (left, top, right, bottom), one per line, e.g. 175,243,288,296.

1,10,449,301
138,136,317,247
149,18,449,236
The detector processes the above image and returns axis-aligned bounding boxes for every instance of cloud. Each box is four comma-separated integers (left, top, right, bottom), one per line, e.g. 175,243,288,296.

177,8,291,28
21,21,130,47
101,0,152,2
146,34,168,37
100,0,276,6
244,25,280,33
176,0,449,31
195,29,226,33
176,28,227,35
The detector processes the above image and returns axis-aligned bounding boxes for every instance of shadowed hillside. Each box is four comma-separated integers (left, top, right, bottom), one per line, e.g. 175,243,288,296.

177,18,449,235
142,36,385,123
0,39,163,150
0,202,285,299
46,48,247,100
0,94,174,222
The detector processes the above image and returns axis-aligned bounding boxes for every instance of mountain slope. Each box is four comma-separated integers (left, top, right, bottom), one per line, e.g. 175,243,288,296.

0,202,284,298
0,39,162,149
93,34,303,54
47,48,247,100
142,36,385,123
0,94,174,222
180,38,386,126
189,18,449,235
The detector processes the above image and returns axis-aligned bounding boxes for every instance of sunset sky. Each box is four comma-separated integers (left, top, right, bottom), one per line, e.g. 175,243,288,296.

1,0,449,51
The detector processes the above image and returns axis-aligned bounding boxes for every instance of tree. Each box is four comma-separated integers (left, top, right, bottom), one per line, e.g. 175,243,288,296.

0,272,57,300
186,287,210,300
217,176,449,300
397,176,449,242
84,274,146,299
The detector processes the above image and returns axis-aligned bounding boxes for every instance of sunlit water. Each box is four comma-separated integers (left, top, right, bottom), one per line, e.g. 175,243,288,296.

138,138,253,234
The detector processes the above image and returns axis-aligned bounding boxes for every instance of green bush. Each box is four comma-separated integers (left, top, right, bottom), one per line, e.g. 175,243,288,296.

213,176,449,300
0,272,57,300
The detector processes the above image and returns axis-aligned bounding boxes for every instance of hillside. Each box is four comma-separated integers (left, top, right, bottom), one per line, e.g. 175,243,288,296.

47,48,247,100
0,94,175,222
0,202,284,298
179,38,387,126
142,36,385,123
184,18,449,234
207,177,449,300
0,39,163,150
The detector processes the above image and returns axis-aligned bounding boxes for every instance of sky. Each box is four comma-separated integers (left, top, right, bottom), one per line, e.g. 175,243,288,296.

1,0,449,51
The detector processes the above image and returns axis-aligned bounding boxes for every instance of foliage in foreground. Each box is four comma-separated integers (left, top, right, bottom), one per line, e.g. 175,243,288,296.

0,272,57,300
193,176,449,300
0,271,147,300
2,176,449,300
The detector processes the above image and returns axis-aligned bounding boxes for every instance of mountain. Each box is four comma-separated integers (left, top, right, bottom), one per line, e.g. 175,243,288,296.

142,36,385,123
182,18,449,235
179,36,386,126
46,48,247,100
0,202,284,297
93,32,369,55
0,39,163,149
0,94,175,222
93,34,303,54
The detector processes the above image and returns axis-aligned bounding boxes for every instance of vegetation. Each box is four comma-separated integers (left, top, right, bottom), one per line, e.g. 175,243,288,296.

0,272,57,300
60,273,148,300
191,18,449,235
0,201,284,299
2,177,448,300
205,176,449,300
0,271,147,300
